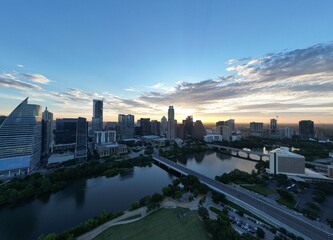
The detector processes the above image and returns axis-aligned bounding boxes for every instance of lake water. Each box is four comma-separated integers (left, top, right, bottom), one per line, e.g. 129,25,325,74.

0,151,256,240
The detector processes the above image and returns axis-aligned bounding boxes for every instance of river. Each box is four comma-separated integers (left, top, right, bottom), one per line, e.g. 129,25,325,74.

0,152,256,240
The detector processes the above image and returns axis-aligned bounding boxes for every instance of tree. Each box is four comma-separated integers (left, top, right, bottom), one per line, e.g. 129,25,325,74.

256,227,265,239
130,201,140,210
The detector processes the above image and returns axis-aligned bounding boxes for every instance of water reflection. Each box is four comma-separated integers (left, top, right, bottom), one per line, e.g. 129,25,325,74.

175,151,256,179
0,165,174,240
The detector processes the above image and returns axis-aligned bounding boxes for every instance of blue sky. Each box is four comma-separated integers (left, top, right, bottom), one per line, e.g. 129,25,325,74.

1,0,333,123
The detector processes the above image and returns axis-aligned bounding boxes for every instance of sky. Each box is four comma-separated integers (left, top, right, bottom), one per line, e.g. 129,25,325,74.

0,0,333,124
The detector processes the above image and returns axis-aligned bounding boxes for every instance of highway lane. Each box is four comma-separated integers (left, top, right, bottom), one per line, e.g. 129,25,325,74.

153,155,333,240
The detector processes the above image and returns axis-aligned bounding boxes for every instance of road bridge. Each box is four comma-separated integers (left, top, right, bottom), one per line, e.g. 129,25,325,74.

153,154,333,240
207,144,269,161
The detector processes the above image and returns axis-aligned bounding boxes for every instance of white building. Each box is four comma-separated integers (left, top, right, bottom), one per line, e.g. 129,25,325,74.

269,147,305,175
279,127,293,139
204,134,223,143
94,131,116,144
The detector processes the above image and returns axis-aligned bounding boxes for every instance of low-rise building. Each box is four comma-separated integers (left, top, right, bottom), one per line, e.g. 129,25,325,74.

95,143,128,158
204,134,223,143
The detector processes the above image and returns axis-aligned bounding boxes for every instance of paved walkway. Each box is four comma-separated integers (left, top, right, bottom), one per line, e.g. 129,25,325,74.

77,196,201,240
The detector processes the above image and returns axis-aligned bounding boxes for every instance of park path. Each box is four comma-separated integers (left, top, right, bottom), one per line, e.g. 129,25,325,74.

77,196,201,240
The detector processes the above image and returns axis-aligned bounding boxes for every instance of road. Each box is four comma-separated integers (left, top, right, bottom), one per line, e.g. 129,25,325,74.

153,154,333,240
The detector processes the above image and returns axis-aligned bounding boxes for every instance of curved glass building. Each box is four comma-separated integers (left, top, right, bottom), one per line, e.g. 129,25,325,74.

0,97,42,175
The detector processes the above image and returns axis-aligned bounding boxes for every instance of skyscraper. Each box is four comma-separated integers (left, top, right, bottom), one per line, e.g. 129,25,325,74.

0,98,42,174
183,116,193,139
299,120,314,139
151,120,160,136
41,107,53,158
92,99,103,133
118,114,134,139
270,118,278,134
167,106,177,139
54,117,87,159
192,120,206,140
160,116,167,136
75,117,88,159
168,106,174,120
140,118,151,136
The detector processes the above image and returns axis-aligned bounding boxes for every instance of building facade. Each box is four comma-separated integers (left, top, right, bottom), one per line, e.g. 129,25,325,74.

92,99,103,133
269,147,305,175
299,120,314,140
118,114,134,139
167,106,177,140
0,98,42,175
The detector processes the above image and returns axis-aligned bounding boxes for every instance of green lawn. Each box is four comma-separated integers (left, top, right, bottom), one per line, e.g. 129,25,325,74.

276,198,296,210
94,208,210,240
241,185,276,197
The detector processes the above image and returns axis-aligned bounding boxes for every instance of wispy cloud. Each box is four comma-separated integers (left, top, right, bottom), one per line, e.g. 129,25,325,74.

17,64,24,68
0,73,43,91
124,88,137,92
1,41,333,121
18,73,51,84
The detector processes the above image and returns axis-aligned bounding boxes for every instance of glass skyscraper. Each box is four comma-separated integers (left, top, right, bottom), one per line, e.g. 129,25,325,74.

0,97,42,174
118,114,134,139
92,99,103,132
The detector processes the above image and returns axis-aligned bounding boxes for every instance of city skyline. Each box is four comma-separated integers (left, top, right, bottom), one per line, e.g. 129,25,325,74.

1,1,333,123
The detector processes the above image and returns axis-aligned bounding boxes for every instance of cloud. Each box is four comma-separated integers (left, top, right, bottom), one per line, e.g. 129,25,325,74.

124,88,137,92
17,64,24,68
2,41,333,122
0,74,43,91
18,73,51,84
149,83,165,89
135,42,333,117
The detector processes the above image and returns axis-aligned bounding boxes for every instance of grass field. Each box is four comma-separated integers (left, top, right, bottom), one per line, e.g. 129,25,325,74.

241,185,276,197
276,198,296,210
94,208,210,240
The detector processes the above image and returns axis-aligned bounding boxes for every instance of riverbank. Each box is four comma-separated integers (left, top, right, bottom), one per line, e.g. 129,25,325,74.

0,156,153,208
79,197,204,240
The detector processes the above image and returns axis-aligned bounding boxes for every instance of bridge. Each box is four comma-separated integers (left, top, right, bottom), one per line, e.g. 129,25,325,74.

153,154,333,240
207,144,269,161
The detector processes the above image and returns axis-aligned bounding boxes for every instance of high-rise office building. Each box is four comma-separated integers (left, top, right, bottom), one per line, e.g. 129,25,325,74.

183,116,193,139
250,122,263,137
177,123,185,140
0,98,42,174
92,99,103,133
54,118,87,159
160,116,167,136
217,125,231,141
250,122,263,132
76,117,88,159
226,119,235,132
41,107,53,158
0,116,7,126
279,127,293,139
151,120,160,136
94,131,116,144
192,120,206,140
140,118,151,136
167,106,177,139
168,106,174,120
270,118,278,134
299,120,314,140
118,114,134,139
216,119,235,133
